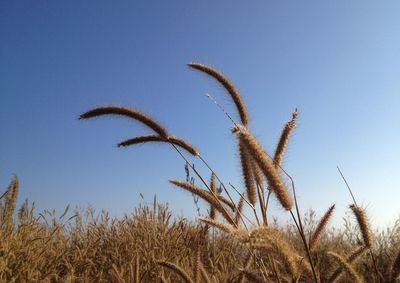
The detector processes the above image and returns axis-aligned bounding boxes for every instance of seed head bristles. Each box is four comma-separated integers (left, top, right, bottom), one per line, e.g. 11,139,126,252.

234,196,245,226
233,125,293,210
349,204,372,248
79,105,169,138
191,182,236,211
188,62,249,126
251,158,264,189
157,260,194,283
327,252,363,283
256,184,268,226
118,135,199,156
249,227,299,277
2,175,19,227
392,248,400,279
309,204,335,251
198,217,235,234
239,138,257,206
167,136,200,156
209,173,218,220
169,180,235,225
327,246,367,283
274,108,297,168
347,246,368,262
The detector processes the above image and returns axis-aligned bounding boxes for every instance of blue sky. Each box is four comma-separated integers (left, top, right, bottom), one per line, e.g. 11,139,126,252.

1,1,399,228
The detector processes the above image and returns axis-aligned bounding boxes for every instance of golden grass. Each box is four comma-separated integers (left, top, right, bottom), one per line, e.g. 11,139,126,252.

118,134,199,156
1,187,400,282
2,62,400,282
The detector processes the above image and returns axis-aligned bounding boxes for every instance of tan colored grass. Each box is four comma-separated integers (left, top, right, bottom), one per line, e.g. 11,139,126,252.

118,134,199,156
199,263,212,283
198,217,235,234
209,173,218,220
234,125,293,210
250,157,264,189
328,251,363,283
350,204,372,248
309,204,335,251
234,196,245,226
7,62,400,283
79,105,169,138
157,260,194,283
187,62,249,126
169,180,235,224
1,175,19,230
274,109,297,167
238,138,257,206
248,227,300,278
327,246,367,283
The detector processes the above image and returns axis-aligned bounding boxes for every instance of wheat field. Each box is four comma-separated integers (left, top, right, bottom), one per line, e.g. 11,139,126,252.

1,63,400,283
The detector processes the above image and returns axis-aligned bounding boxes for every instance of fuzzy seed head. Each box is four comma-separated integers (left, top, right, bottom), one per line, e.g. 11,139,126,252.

309,204,335,251
118,135,199,156
234,126,293,210
188,62,249,126
328,252,363,283
350,204,372,248
80,105,169,138
238,138,257,206
274,109,297,168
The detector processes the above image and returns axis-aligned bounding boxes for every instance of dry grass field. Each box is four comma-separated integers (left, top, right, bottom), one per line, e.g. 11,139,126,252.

1,63,400,282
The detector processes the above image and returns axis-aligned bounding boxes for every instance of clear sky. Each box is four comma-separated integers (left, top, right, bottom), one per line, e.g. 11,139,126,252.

1,1,399,228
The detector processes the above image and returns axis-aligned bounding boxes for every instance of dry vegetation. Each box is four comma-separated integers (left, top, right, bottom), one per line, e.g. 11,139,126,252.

1,62,400,282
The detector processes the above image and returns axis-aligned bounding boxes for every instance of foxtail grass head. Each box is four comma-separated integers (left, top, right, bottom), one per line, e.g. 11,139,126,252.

188,62,249,126
79,105,169,138
232,125,293,210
